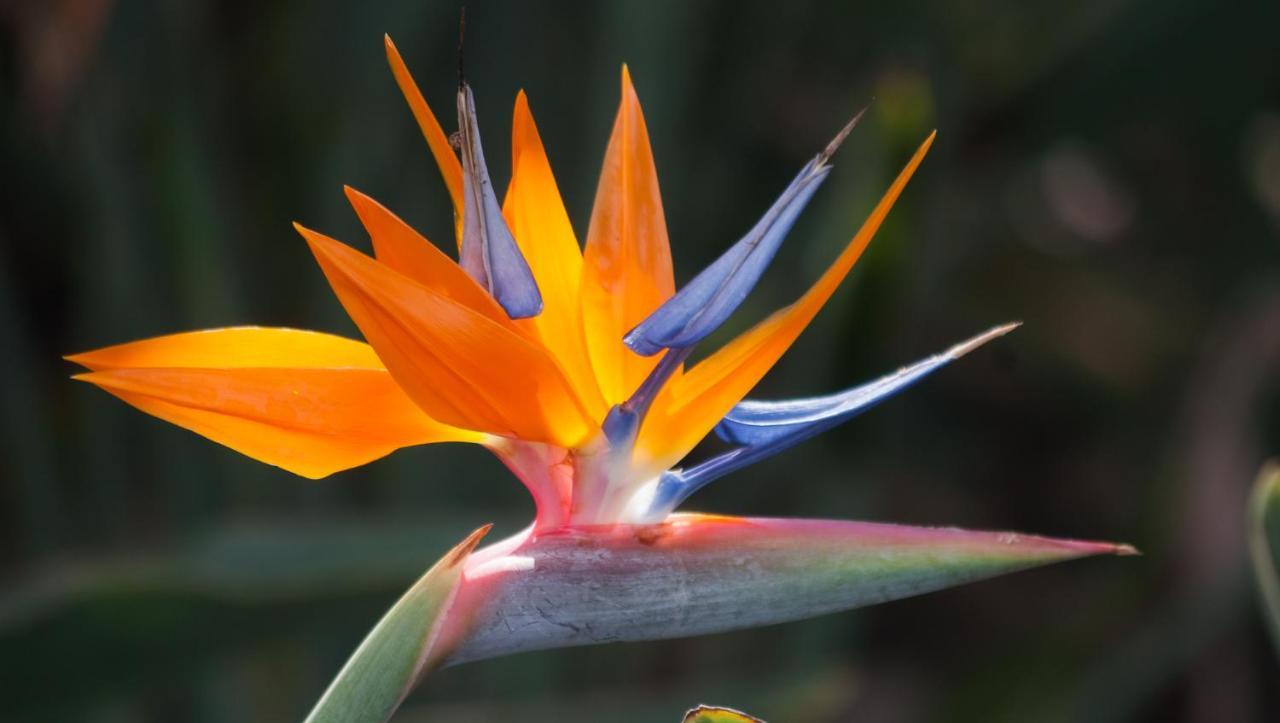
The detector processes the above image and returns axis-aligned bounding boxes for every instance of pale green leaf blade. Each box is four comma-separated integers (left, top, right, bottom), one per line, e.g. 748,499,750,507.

304,524,491,723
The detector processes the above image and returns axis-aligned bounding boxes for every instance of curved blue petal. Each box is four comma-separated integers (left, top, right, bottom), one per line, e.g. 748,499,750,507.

457,83,543,319
624,111,866,357
647,323,1020,518
717,322,1020,446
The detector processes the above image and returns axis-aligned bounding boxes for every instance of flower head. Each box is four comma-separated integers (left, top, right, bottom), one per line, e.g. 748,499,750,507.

69,37,944,529
70,37,1132,720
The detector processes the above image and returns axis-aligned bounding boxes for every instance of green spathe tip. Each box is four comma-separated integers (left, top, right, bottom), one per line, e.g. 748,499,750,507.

303,524,490,723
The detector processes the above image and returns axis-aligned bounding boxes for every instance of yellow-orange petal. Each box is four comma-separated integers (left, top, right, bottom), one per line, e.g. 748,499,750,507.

501,91,607,419
385,34,464,245
344,185,511,324
68,328,481,478
297,223,597,447
580,65,676,404
636,132,937,472
66,326,384,371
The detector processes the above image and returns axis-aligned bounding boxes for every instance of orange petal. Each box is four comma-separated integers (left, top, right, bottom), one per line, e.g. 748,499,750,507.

385,34,464,245
298,223,597,446
636,132,937,472
502,91,607,419
580,66,676,404
66,326,384,371
344,185,510,324
68,328,480,478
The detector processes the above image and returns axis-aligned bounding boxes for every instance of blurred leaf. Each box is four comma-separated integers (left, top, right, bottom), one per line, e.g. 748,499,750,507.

1248,460,1280,652
682,704,765,723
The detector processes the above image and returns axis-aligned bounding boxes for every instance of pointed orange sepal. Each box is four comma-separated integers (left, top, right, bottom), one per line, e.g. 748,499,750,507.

502,90,607,418
297,223,597,447
580,65,677,404
344,186,510,324
385,34,464,244
68,328,480,478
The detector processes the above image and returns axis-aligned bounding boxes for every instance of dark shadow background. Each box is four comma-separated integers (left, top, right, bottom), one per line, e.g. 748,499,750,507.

2,1,1279,721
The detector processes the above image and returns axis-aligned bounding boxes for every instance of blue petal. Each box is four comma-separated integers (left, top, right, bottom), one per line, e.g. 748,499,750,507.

647,323,1020,517
603,347,691,446
623,111,866,357
716,353,944,446
717,322,1020,448
457,83,543,319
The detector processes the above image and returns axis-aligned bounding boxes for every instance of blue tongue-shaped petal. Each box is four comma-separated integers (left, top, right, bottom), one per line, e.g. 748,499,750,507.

645,323,1021,519
457,83,542,319
716,323,1019,446
716,321,1019,450
623,109,867,357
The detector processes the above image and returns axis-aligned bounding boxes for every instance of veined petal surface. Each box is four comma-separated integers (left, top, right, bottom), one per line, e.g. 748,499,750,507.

299,224,596,446
581,66,676,403
636,133,936,473
503,91,607,418
68,328,478,478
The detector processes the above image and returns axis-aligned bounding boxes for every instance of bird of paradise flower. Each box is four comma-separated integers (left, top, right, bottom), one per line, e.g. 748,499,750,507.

68,36,1134,722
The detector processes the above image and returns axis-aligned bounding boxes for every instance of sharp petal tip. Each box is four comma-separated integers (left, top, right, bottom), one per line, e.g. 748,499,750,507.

620,64,636,96
293,222,333,255
1053,537,1140,559
948,321,1021,359
1114,543,1141,556
342,186,373,210
384,34,402,62
819,105,870,163
447,523,494,566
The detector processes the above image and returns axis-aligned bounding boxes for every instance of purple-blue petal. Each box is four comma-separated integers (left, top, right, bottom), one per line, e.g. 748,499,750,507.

624,161,829,356
717,322,1021,447
715,353,948,446
647,323,1020,517
458,84,543,319
604,347,691,446
624,111,867,357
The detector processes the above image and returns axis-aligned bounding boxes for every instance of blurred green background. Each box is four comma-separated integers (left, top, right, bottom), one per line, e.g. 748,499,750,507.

2,0,1279,721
